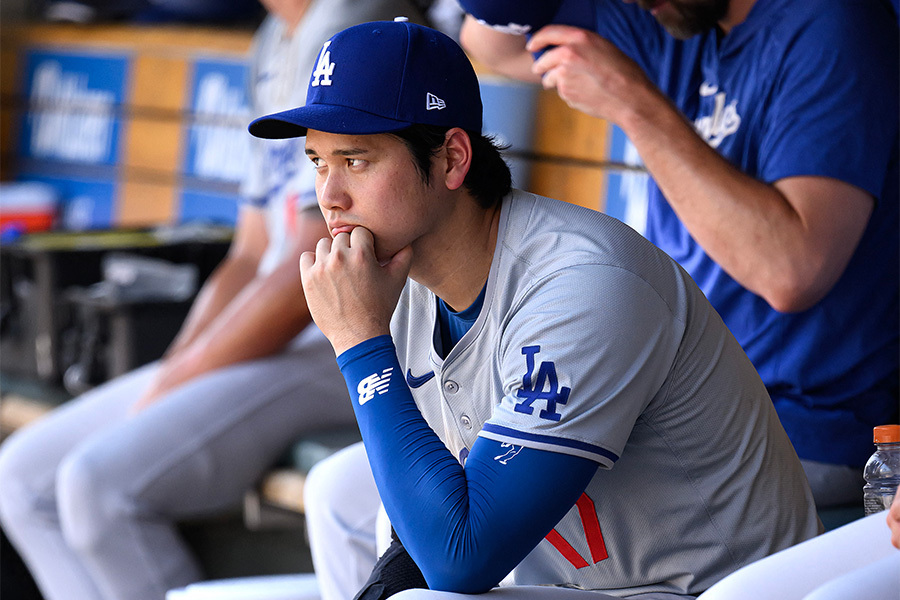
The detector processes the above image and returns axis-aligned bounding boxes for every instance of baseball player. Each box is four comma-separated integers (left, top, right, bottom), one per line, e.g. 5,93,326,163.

250,20,821,598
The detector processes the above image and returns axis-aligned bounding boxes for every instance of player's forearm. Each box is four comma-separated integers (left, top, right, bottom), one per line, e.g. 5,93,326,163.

459,16,541,83
156,259,313,394
336,337,482,590
165,253,259,357
619,96,854,312
338,336,596,592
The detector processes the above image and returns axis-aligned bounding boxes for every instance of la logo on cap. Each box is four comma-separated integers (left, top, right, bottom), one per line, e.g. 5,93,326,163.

311,41,335,87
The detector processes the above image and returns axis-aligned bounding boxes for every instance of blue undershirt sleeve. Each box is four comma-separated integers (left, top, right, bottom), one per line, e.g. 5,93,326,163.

338,336,598,593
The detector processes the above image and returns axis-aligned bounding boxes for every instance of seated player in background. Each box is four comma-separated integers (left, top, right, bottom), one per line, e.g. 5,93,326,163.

0,2,429,599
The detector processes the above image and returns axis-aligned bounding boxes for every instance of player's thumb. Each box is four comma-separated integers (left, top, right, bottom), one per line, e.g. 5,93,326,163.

384,245,413,282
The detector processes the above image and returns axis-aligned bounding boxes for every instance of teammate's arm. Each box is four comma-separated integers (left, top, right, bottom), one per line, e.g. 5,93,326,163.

163,205,268,357
459,15,540,82
131,208,326,412
339,336,598,593
527,24,874,313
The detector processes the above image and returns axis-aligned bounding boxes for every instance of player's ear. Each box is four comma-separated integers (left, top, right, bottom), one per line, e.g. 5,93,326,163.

442,128,472,191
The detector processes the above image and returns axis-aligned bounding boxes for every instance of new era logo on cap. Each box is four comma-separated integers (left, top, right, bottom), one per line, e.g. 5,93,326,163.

248,20,483,139
426,93,446,111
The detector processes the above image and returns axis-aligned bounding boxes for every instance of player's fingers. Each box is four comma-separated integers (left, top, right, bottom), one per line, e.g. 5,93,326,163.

531,47,558,78
349,225,376,253
314,235,333,264
298,250,315,273
538,65,560,90
526,24,586,53
532,45,586,85
331,230,351,248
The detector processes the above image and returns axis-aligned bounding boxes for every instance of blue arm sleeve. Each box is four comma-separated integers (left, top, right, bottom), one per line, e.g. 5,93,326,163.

338,336,598,592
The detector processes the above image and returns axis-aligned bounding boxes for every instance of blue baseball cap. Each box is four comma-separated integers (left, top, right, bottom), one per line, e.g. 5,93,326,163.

458,0,594,35
248,19,483,139
458,0,564,34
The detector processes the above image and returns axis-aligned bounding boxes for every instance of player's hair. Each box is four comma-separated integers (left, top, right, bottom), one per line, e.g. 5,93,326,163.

390,125,512,208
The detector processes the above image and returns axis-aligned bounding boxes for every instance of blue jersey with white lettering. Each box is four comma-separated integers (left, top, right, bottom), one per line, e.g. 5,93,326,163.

385,190,820,593
564,0,900,467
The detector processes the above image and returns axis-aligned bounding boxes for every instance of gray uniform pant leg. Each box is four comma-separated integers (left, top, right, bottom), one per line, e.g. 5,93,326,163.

304,441,381,600
0,362,157,600
0,328,353,600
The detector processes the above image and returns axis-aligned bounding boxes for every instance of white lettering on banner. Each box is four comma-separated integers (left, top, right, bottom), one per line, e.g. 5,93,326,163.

694,87,741,149
191,73,252,182
28,61,115,163
64,195,96,231
620,140,649,235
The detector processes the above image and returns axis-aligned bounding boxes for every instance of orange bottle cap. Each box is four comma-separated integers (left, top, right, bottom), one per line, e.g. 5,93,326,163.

873,425,900,444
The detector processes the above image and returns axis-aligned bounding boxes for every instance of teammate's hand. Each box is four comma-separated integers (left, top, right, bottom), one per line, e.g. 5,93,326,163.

300,226,413,356
888,493,900,550
527,25,665,125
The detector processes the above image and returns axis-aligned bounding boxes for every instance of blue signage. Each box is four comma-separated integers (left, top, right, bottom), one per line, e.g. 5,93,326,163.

184,58,253,184
19,49,129,166
178,188,240,226
605,125,649,234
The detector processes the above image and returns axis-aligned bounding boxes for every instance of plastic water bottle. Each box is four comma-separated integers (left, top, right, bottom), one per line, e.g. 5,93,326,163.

863,424,900,516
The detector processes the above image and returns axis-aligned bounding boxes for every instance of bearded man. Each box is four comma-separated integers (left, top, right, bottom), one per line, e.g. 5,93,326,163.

460,0,900,509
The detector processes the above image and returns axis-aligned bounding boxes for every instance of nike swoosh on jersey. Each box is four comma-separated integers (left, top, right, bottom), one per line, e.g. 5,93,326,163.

699,81,719,96
406,369,435,388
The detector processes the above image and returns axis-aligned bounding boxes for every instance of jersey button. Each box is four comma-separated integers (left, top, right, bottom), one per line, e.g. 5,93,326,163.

460,414,473,430
443,380,459,394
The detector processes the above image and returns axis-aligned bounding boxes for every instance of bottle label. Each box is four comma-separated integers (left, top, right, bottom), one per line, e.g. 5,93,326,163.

864,492,895,516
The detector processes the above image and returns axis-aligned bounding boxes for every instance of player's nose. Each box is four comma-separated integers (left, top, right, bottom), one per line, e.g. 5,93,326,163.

317,171,351,212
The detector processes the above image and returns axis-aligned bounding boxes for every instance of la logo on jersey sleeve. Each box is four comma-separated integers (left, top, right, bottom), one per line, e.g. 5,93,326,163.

514,345,571,422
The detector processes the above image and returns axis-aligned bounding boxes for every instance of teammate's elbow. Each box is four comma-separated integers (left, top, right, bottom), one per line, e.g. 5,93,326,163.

758,271,834,314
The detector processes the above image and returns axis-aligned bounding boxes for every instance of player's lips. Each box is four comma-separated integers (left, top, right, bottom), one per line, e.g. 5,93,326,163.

330,224,355,237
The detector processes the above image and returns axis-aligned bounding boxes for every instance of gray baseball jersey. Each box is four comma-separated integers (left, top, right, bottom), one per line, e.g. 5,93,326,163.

390,190,821,594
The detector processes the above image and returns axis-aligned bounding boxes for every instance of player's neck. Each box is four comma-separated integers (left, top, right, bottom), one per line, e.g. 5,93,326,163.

272,0,313,34
718,0,756,34
411,198,501,312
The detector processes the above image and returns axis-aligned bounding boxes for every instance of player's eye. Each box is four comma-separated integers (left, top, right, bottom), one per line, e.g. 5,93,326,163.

347,158,365,168
309,156,325,169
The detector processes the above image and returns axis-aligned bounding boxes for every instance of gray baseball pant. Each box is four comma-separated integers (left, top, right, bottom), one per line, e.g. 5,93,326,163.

0,327,353,600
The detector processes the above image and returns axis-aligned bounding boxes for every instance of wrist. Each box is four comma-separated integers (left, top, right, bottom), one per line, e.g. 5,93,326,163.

336,334,395,367
158,344,204,388
616,83,679,141
330,326,392,357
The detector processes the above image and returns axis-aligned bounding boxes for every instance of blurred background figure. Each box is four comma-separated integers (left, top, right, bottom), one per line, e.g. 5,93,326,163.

0,2,431,600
